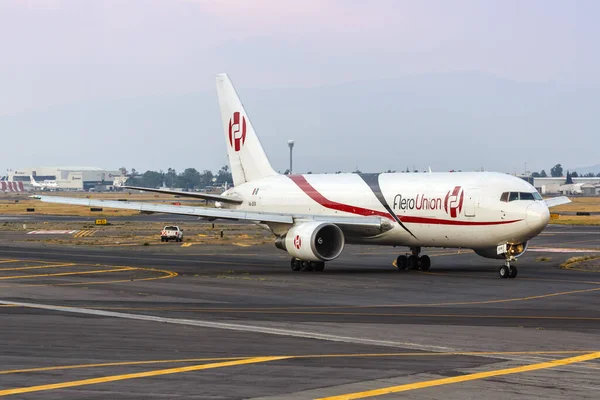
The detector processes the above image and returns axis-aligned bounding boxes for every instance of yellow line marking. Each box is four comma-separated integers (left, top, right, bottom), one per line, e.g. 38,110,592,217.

0,266,178,288
180,243,192,247
0,351,593,376
0,357,249,375
419,269,600,285
89,285,600,312
0,267,135,280
317,352,600,400
73,230,97,238
0,356,288,397
0,263,75,271
0,260,20,264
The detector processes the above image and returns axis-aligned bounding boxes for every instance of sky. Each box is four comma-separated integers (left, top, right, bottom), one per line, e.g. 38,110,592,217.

1,0,598,175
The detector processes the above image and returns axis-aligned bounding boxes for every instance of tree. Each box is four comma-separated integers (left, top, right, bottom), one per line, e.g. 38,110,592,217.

180,168,201,190
199,169,214,188
571,171,579,178
550,164,563,177
565,171,573,184
597,173,600,177
164,168,177,187
141,170,164,188
532,172,540,177
584,172,596,177
215,165,232,185
540,170,547,177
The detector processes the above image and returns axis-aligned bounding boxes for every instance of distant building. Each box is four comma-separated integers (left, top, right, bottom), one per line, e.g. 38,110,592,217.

581,183,600,196
532,177,600,195
8,167,124,191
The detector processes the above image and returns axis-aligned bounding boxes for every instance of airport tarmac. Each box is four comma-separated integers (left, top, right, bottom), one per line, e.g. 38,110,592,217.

1,224,599,399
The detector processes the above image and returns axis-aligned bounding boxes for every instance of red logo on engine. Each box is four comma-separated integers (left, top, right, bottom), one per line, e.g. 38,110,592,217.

228,111,247,152
293,235,302,249
444,186,464,218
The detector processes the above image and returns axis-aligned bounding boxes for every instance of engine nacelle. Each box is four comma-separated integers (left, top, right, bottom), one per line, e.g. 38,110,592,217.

474,242,528,260
275,222,345,262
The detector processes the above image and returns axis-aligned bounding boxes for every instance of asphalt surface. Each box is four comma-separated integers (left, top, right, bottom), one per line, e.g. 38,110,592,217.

1,223,599,399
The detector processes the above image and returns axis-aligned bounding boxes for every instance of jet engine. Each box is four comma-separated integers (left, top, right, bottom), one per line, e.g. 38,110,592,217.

474,242,528,260
275,221,345,262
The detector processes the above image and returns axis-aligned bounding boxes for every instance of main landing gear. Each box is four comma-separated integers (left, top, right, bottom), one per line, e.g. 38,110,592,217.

396,247,431,271
498,259,518,279
290,258,325,272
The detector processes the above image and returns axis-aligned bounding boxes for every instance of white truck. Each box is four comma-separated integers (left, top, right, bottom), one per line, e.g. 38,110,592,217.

160,226,184,242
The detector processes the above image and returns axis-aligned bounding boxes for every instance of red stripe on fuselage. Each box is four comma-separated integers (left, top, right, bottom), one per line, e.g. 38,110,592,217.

287,175,521,227
401,216,522,226
288,175,394,221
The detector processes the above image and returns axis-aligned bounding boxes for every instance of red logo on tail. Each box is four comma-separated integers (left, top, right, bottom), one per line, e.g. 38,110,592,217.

444,186,464,218
228,112,247,152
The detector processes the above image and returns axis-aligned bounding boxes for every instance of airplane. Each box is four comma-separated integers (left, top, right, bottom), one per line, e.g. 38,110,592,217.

39,73,571,279
30,175,59,190
1,176,31,192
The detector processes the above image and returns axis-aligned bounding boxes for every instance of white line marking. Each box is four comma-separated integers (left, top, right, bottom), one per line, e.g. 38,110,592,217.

0,300,453,352
529,248,600,253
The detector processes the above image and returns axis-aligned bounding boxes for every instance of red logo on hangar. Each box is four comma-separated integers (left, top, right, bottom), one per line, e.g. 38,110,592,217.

228,111,247,152
444,186,464,218
293,235,302,249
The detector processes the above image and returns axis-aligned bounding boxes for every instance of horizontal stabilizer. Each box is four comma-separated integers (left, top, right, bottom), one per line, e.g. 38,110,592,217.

545,196,571,208
124,186,243,204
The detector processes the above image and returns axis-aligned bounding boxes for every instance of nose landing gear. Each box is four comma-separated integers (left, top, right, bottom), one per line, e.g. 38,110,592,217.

396,247,431,271
499,259,518,279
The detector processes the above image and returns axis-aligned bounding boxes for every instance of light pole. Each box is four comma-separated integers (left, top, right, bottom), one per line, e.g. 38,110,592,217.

287,140,294,174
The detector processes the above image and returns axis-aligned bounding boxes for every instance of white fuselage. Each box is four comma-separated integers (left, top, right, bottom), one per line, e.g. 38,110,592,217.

222,171,549,250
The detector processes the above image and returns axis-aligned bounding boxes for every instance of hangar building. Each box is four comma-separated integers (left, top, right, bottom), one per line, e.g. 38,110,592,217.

8,167,124,191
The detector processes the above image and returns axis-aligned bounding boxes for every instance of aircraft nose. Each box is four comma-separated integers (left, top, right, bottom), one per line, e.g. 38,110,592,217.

526,202,550,232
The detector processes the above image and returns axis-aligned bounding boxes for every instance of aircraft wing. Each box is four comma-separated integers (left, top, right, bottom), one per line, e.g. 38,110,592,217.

544,196,571,208
38,196,389,233
124,186,243,205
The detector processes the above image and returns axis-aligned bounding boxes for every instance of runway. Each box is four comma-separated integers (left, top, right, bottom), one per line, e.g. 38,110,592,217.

1,224,599,399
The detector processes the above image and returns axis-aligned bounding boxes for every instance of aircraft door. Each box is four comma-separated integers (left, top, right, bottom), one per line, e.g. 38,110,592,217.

463,189,479,217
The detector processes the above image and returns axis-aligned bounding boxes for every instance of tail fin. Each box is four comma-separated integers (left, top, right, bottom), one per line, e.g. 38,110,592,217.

216,73,277,186
30,175,37,185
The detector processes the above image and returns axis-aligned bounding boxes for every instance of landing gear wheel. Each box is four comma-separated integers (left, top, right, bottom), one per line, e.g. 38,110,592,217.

418,255,431,271
301,261,314,272
313,262,325,272
509,265,518,278
396,255,408,270
290,258,302,271
499,265,510,279
407,255,418,270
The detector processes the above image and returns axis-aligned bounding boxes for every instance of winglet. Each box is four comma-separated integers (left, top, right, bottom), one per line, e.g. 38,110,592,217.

545,196,571,208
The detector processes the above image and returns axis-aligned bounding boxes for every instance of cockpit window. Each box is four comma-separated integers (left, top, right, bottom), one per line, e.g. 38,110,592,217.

502,192,543,202
519,192,535,201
